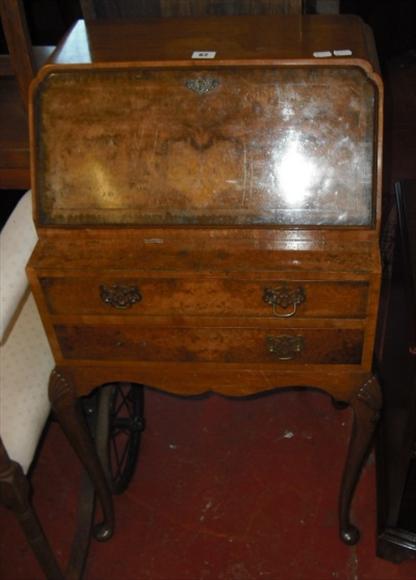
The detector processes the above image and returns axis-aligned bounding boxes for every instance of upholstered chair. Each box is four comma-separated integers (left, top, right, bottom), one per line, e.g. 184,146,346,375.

0,191,63,578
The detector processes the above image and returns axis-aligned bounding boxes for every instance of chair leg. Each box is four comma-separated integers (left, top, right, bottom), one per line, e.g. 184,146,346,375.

0,443,64,580
48,368,114,542
339,375,382,545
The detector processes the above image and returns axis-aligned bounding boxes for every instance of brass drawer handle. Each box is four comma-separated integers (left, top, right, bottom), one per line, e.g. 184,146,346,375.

99,284,142,310
185,78,220,95
263,284,306,318
267,335,304,361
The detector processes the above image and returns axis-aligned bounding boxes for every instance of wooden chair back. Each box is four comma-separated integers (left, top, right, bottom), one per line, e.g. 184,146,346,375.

0,0,54,189
0,0,36,110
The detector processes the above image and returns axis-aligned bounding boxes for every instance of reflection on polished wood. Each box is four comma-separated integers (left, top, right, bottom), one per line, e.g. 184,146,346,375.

28,15,383,546
50,16,374,65
35,67,375,226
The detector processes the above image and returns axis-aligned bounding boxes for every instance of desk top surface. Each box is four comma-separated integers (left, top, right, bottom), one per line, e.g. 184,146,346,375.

48,15,378,69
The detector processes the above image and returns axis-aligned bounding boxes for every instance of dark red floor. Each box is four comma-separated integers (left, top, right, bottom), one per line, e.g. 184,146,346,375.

1,40,416,580
1,388,416,579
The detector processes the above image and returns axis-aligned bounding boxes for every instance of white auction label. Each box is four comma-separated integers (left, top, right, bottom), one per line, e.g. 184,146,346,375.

313,51,332,58
192,51,216,59
334,49,353,56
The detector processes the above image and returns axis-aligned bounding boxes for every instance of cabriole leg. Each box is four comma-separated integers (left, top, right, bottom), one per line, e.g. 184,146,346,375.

48,368,114,541
339,375,382,545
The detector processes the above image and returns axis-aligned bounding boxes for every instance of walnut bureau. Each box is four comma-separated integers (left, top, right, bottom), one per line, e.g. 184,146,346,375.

27,15,383,545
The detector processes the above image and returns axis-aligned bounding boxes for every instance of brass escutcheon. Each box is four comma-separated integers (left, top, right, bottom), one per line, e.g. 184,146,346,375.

267,335,304,360
185,78,220,95
99,284,142,310
263,284,306,318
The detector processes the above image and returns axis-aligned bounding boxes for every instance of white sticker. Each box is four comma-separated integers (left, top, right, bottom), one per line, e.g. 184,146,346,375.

334,49,353,57
192,51,216,59
313,51,332,58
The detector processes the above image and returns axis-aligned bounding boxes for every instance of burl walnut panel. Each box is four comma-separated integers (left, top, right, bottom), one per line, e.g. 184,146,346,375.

27,15,384,546
35,67,375,226
55,325,364,364
40,276,368,319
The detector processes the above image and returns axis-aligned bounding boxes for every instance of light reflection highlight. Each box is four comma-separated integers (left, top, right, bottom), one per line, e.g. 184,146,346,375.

274,134,320,207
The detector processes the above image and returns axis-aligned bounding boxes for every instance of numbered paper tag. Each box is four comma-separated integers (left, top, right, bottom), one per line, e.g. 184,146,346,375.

334,49,352,56
313,51,332,58
192,51,216,59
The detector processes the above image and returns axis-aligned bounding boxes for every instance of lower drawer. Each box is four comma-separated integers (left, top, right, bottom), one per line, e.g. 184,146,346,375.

55,325,363,364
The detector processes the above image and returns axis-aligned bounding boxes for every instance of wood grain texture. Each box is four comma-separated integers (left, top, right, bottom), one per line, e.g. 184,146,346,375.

48,16,374,66
35,67,375,227
28,15,383,546
0,1,54,189
28,233,382,272
0,0,35,109
55,324,364,364
39,276,369,319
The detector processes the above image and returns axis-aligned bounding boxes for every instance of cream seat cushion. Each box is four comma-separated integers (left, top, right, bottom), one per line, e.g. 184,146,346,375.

0,192,54,473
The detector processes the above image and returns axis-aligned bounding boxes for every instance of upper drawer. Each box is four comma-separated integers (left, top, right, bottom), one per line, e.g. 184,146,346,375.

40,277,368,319
33,66,378,227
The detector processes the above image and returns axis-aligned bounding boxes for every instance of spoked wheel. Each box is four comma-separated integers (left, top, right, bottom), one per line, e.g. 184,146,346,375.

95,383,145,495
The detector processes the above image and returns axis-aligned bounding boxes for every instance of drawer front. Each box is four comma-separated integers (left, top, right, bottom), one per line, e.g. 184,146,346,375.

55,325,363,365
41,277,368,319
